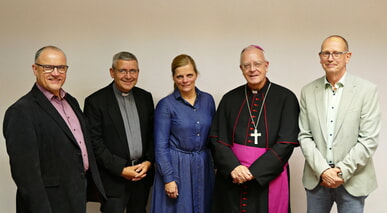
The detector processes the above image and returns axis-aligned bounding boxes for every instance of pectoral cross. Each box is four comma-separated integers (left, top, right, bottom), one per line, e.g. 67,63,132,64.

250,129,261,145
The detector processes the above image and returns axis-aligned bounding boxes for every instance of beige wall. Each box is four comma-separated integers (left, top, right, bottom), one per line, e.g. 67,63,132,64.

1,0,386,212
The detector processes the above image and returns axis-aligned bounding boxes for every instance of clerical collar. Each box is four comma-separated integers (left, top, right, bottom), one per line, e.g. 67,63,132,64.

246,79,271,95
112,83,132,97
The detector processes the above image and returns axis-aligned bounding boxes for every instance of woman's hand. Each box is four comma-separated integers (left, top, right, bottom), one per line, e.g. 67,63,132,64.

165,181,179,199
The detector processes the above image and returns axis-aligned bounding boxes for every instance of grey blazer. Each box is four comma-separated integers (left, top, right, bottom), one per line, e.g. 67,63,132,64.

298,73,381,197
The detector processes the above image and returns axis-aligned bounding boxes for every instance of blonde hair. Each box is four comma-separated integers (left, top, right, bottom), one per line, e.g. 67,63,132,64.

171,54,198,89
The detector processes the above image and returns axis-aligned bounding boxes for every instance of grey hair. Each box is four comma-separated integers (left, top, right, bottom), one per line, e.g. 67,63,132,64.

112,51,138,68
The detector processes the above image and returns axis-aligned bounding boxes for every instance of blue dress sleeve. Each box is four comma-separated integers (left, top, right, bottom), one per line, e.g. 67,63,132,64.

154,98,176,184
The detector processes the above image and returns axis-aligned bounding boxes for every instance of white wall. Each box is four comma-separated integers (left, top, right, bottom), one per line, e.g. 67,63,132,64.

1,0,386,212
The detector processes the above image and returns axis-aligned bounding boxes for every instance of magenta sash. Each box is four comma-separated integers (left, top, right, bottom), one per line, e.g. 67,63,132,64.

231,143,289,213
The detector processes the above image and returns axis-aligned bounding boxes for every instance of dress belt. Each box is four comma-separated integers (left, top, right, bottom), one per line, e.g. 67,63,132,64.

170,146,207,154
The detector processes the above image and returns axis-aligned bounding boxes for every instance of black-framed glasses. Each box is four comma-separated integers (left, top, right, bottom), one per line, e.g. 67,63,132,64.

319,51,348,59
35,63,68,73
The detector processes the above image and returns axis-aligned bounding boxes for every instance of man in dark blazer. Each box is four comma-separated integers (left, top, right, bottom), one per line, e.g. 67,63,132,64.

84,51,154,213
3,46,105,213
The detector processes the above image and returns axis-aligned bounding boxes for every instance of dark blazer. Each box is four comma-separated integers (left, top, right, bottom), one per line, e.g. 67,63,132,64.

3,84,105,213
84,82,154,197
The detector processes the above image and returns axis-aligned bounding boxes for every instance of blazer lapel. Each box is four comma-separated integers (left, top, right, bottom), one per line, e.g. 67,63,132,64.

313,78,328,143
65,94,86,134
334,74,356,139
133,88,144,134
32,86,78,145
106,84,128,147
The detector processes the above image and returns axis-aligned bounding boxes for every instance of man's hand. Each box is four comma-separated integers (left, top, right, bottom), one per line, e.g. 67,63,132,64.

320,167,344,188
231,165,254,184
121,161,151,181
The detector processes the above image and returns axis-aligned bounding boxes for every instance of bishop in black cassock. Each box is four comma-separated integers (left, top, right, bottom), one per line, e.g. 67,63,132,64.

209,45,299,213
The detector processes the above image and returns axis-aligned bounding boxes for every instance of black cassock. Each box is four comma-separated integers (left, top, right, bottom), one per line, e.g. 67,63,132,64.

209,80,299,213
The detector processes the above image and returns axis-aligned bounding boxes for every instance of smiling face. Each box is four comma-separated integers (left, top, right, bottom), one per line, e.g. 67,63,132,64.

32,48,67,97
240,47,269,90
173,63,197,95
110,59,139,93
320,37,351,79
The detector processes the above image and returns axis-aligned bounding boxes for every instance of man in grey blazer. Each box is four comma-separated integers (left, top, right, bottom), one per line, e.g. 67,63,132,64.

299,35,381,213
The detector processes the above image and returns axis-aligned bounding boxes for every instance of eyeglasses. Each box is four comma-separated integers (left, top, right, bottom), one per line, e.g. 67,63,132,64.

319,51,348,59
35,63,68,73
241,61,265,71
115,69,138,75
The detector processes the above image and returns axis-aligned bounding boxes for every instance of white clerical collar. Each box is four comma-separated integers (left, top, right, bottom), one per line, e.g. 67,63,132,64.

112,83,132,97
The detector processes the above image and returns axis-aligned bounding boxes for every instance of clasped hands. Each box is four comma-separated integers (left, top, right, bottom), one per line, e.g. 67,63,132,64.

231,165,254,184
121,161,151,181
320,167,344,188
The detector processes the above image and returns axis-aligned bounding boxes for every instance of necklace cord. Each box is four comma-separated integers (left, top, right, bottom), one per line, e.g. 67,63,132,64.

244,83,272,130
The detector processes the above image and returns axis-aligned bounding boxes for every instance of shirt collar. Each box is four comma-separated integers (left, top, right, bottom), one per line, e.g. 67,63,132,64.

324,72,346,89
173,87,201,100
36,83,66,100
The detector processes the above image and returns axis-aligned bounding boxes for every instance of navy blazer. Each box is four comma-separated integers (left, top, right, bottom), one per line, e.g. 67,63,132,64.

3,84,105,213
84,82,154,197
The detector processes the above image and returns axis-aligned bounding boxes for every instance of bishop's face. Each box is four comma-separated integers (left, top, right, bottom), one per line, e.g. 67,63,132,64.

240,47,269,90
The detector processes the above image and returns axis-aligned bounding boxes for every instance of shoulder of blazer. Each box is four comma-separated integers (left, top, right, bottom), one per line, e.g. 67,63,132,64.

132,87,153,104
301,76,325,93
132,86,152,97
85,82,116,104
346,73,377,89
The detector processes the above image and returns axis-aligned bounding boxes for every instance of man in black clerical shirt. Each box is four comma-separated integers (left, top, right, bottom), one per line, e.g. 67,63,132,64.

84,51,154,213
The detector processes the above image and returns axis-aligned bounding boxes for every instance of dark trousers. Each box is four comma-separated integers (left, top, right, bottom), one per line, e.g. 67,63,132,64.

101,180,150,213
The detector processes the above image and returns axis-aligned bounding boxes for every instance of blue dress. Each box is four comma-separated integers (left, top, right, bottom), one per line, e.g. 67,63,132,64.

151,88,215,213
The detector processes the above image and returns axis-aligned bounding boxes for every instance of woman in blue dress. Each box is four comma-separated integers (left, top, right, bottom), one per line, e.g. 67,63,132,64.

151,54,215,213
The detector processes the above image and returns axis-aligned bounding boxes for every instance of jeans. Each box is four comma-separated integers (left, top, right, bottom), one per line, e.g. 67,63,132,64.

306,185,367,213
